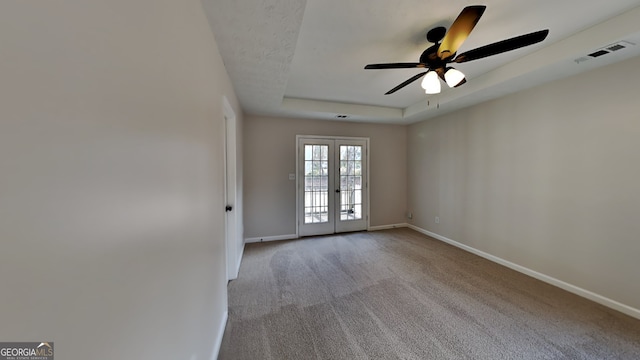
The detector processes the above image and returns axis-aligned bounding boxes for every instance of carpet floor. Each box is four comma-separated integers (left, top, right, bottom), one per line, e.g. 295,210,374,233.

219,228,640,359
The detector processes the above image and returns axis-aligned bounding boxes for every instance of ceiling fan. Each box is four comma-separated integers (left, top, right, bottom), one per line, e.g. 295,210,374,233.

365,5,549,95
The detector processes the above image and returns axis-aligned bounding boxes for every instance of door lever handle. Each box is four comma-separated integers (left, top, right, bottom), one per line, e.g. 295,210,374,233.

335,189,340,193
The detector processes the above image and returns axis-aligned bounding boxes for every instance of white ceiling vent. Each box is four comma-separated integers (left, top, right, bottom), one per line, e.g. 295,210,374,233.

575,41,636,64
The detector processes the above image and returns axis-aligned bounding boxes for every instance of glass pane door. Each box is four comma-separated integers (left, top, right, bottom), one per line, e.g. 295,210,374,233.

335,139,367,233
298,139,335,236
304,144,329,224
298,137,367,236
339,145,363,221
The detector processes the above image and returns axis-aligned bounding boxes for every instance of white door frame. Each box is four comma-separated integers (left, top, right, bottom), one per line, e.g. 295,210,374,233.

223,96,238,280
296,135,370,237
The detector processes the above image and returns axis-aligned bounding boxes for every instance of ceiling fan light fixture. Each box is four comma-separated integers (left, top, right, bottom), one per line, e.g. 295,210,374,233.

421,71,441,94
445,67,465,87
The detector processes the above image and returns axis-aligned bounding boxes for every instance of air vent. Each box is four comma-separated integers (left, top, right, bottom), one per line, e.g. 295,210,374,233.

588,50,609,58
607,43,626,52
575,40,635,64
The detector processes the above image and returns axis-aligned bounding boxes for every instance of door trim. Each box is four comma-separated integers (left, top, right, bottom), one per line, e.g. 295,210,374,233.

295,135,370,237
223,96,238,280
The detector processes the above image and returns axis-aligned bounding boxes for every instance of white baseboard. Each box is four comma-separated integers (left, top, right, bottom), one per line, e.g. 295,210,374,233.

210,310,228,360
245,226,411,243
368,223,409,231
407,224,640,320
245,234,298,243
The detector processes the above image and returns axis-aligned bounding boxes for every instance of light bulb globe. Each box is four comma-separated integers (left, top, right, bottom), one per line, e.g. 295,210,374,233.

421,71,441,94
445,68,465,88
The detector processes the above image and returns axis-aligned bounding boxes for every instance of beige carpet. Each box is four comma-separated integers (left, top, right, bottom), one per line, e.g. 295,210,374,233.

219,228,640,359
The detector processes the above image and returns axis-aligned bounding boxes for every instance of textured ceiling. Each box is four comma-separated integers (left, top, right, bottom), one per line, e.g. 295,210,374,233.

201,0,307,116
203,0,640,124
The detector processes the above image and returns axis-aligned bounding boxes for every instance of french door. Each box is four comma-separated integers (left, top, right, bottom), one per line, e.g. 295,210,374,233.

298,136,368,237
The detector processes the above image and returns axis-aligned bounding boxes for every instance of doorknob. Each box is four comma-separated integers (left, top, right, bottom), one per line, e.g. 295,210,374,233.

225,205,233,212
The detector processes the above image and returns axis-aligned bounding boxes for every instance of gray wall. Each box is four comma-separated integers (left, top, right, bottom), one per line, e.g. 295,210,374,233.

244,116,407,238
0,1,242,359
407,54,640,311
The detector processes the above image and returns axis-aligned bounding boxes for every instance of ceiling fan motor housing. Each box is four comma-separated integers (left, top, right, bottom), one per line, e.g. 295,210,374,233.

420,44,449,70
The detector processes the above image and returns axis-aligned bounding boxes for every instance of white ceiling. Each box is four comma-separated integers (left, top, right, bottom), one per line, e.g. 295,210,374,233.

203,0,640,124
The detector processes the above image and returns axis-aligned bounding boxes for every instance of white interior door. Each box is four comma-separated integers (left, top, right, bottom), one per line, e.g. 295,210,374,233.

223,96,238,280
298,137,368,237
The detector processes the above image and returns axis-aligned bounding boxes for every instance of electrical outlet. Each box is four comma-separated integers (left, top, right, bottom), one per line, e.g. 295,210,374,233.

435,216,439,224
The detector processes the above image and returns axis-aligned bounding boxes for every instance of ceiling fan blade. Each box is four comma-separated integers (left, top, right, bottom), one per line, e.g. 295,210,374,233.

437,5,486,60
385,71,428,95
365,63,424,69
454,29,549,63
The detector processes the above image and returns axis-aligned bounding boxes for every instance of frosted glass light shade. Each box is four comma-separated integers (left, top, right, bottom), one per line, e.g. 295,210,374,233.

421,71,441,94
445,68,465,87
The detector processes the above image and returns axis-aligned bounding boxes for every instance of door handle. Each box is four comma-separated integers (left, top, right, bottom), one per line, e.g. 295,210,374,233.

225,205,233,212
335,189,340,193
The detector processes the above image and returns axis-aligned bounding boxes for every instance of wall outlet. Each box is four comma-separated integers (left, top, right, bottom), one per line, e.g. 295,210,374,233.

288,173,296,180
435,216,439,224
